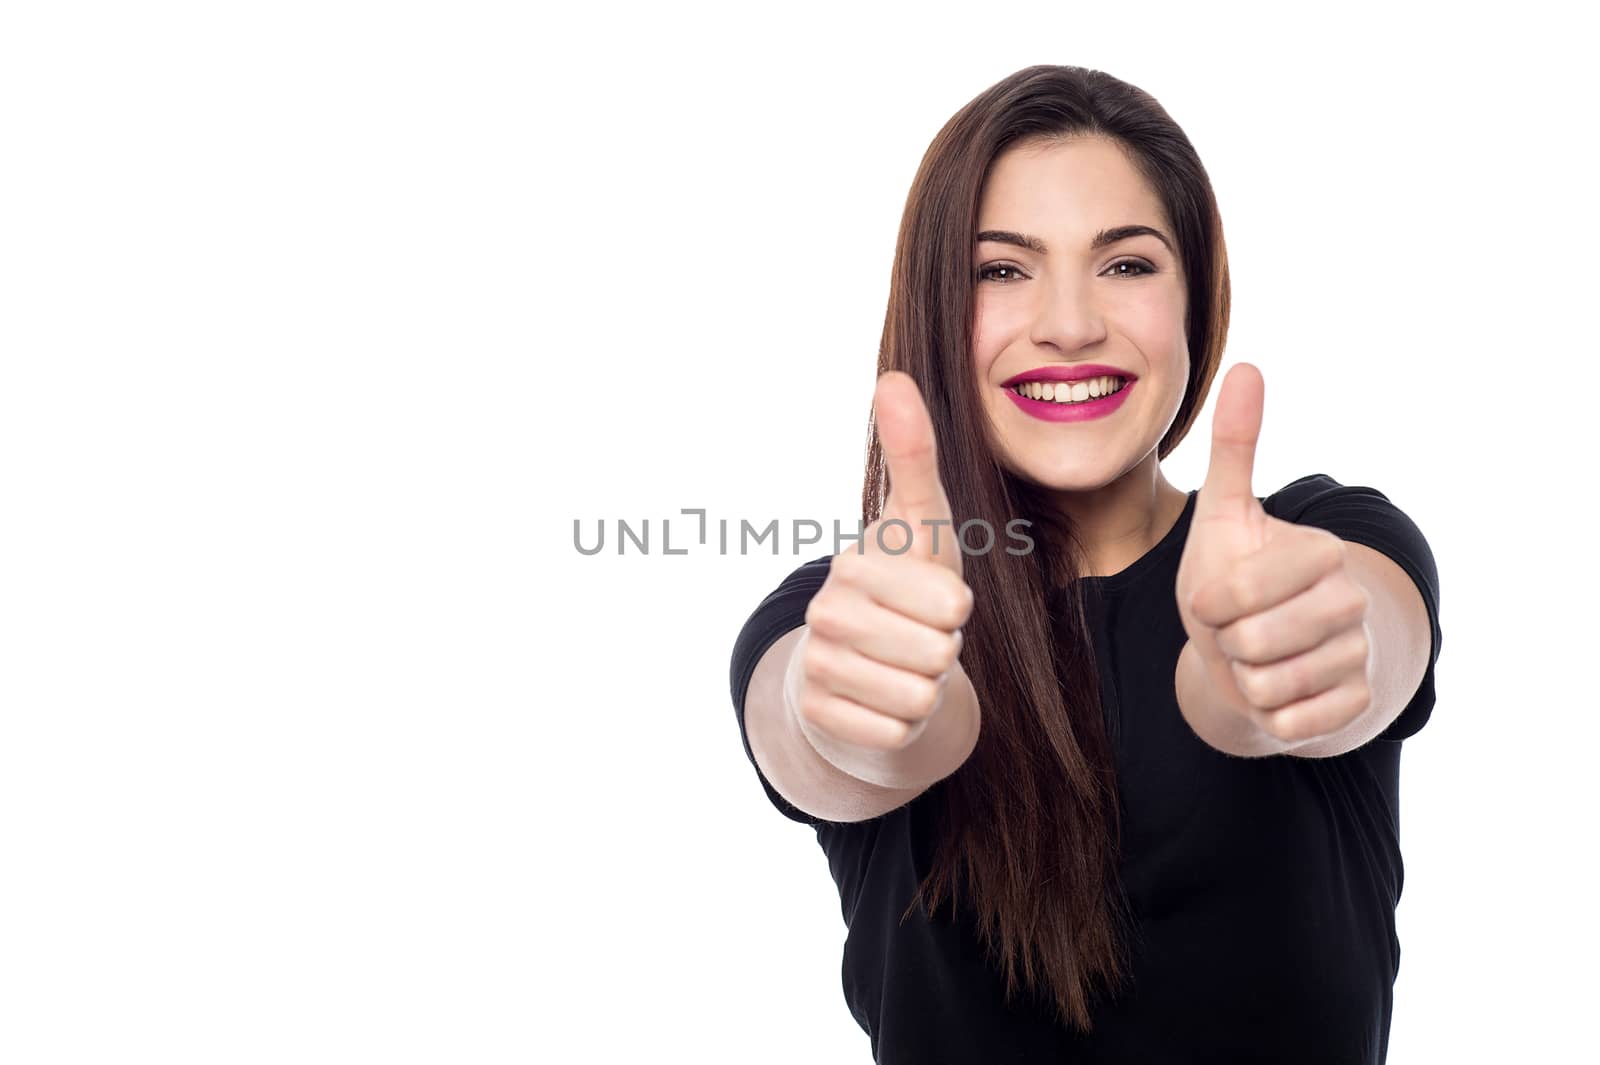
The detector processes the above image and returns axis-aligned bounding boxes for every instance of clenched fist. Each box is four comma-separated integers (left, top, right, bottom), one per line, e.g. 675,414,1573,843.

1175,363,1375,747
788,371,976,752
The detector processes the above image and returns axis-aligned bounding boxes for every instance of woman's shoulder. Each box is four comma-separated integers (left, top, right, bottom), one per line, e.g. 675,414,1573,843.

1259,472,1397,522
1259,470,1438,637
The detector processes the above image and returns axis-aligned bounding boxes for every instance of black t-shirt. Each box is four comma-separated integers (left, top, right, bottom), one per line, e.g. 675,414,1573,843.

727,474,1443,1064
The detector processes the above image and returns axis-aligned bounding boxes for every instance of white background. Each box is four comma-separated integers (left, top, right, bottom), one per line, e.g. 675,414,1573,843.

2,2,1595,1062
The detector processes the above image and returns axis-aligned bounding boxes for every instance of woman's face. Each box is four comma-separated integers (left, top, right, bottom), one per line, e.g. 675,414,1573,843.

973,135,1190,491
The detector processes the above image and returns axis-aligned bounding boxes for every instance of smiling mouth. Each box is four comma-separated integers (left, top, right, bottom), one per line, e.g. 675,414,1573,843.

1008,375,1129,406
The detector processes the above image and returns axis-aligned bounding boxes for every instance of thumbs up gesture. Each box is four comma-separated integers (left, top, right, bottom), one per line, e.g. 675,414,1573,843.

790,372,976,753
872,371,966,580
1174,363,1375,747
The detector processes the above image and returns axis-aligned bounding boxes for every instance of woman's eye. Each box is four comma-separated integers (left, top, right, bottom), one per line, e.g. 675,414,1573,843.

978,260,1155,283
977,263,1026,283
1105,259,1156,278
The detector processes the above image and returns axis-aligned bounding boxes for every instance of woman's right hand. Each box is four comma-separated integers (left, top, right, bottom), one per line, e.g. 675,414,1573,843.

789,371,976,752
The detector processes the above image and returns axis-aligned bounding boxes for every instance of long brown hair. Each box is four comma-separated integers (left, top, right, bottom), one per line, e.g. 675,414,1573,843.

862,65,1231,1032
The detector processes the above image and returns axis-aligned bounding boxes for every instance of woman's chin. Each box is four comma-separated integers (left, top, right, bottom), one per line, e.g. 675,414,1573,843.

1002,463,1124,495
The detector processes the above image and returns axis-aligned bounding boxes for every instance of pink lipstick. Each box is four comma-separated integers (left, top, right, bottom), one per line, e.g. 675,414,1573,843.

1001,364,1136,423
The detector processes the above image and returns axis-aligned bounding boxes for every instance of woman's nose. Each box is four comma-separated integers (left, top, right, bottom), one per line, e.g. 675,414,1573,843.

1028,274,1109,354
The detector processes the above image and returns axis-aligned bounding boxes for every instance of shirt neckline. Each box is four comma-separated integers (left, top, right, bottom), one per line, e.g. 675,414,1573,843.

1063,489,1199,596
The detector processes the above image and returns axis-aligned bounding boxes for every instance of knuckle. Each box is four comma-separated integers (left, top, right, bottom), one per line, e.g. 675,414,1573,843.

830,548,870,582
1282,661,1309,703
1344,628,1371,668
804,598,849,641
1340,584,1370,624
802,594,824,627
1268,712,1305,743
940,591,970,629
1227,572,1261,612
957,580,976,619
1319,531,1348,569
1260,711,1293,742
801,642,836,687
1232,662,1265,705
932,574,974,628
795,690,829,728
934,633,962,674
903,676,940,719
1233,622,1269,663
889,718,924,751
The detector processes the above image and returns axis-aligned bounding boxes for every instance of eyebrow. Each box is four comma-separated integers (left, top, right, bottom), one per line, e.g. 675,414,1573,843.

975,224,1175,256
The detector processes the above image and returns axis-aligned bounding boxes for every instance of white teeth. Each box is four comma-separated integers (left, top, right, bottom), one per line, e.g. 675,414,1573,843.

1012,375,1126,404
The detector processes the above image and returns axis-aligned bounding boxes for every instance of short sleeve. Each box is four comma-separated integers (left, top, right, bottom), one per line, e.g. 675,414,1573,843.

1262,474,1442,743
728,554,836,826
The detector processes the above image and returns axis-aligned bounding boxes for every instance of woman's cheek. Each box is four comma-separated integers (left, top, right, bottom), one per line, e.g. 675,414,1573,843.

971,301,993,360
971,324,1003,376
972,301,1022,374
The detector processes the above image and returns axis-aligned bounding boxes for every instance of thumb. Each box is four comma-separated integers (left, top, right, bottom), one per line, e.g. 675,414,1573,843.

1199,362,1264,514
876,370,954,529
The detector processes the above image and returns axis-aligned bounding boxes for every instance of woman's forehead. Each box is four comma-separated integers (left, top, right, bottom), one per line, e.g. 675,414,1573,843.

979,137,1166,234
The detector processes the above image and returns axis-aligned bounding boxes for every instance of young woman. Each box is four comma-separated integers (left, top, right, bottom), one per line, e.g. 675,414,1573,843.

728,65,1441,1065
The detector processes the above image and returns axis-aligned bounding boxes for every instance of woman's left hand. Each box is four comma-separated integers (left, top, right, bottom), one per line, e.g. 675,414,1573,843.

1174,363,1374,747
